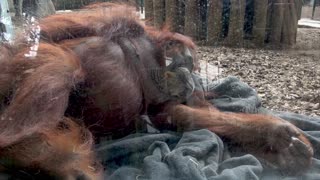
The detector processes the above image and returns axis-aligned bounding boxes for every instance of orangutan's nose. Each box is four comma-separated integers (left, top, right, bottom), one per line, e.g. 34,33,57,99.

167,47,194,72
175,67,195,98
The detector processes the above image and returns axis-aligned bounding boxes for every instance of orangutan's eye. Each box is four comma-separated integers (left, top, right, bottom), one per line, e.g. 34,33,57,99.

167,41,175,48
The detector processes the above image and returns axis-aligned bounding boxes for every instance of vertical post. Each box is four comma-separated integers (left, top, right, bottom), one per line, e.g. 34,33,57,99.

153,0,165,28
294,0,302,40
207,0,223,45
141,0,144,13
7,0,14,13
282,0,298,45
252,0,268,46
226,0,246,46
177,0,186,33
295,0,302,20
312,0,316,19
34,0,55,18
144,0,154,25
184,0,199,40
0,0,14,41
268,0,285,45
165,0,180,32
14,0,23,17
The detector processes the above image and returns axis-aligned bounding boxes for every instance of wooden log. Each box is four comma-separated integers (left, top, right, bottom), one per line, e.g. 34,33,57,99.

295,0,303,20
281,0,298,45
312,0,316,19
21,0,55,18
252,0,268,46
7,0,14,12
207,0,223,45
294,0,301,41
153,0,165,28
176,0,186,33
198,0,208,41
34,0,56,18
268,0,285,44
165,0,180,32
226,0,246,46
144,0,154,25
265,0,272,42
14,0,23,17
184,0,199,40
281,0,291,45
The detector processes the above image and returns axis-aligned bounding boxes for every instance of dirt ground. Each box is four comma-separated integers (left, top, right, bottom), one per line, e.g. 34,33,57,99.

197,24,320,116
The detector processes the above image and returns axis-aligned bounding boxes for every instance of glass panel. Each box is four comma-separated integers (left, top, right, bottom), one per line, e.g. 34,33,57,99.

0,0,319,179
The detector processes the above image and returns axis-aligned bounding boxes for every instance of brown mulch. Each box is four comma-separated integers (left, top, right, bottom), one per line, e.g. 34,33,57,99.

197,27,320,117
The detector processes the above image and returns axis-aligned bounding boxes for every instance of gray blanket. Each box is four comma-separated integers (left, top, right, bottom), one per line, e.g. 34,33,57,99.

98,76,320,180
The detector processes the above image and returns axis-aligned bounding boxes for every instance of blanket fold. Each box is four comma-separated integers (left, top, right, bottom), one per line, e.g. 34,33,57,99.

99,76,320,180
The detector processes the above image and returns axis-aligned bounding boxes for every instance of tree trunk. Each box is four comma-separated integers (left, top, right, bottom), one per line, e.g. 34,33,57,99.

15,0,55,18
34,0,55,18
295,0,302,20
312,0,316,19
267,0,285,45
153,0,165,28
281,0,298,46
144,0,154,25
0,2,4,39
176,0,186,33
226,0,246,46
252,0,268,46
165,0,180,32
8,0,15,12
293,0,300,43
14,0,23,17
184,0,199,40
207,0,223,45
0,0,14,41
198,0,208,41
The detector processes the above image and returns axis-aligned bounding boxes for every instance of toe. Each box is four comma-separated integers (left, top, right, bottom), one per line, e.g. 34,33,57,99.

289,137,313,158
269,123,296,150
